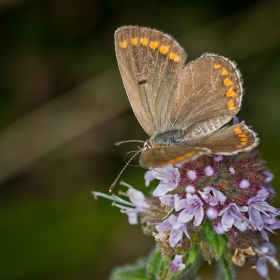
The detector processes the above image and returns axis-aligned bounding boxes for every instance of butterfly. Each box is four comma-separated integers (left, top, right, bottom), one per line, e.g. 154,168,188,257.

115,26,259,168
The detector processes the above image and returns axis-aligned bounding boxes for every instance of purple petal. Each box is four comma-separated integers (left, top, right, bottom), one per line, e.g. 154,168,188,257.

128,189,149,208
233,116,239,125
159,195,174,207
155,219,172,232
182,226,190,239
256,259,268,278
214,222,225,234
153,182,173,197
249,207,264,230
169,228,183,247
126,210,138,225
221,211,234,231
144,170,154,186
262,171,274,183
194,207,204,226
234,218,248,231
175,198,187,211
178,209,193,223
261,229,269,242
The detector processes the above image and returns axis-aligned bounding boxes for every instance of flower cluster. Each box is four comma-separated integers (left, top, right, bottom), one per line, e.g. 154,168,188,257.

143,151,280,278
93,150,280,279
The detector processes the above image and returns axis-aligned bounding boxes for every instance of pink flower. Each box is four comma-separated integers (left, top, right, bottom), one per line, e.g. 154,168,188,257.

218,203,252,232
198,186,226,206
152,165,180,197
165,254,185,273
155,214,189,247
177,193,204,226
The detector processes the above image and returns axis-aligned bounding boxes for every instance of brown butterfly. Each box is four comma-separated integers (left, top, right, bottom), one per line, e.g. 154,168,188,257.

115,26,259,169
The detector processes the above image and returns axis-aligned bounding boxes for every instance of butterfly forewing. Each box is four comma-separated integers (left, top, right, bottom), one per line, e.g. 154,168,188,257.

163,54,243,139
115,26,187,136
140,146,210,168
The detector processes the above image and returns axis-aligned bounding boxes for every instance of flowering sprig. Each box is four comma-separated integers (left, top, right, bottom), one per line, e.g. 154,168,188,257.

94,150,280,280
253,242,280,280
92,181,149,225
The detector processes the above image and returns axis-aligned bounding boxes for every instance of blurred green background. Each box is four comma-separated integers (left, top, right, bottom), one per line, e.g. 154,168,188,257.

0,0,280,279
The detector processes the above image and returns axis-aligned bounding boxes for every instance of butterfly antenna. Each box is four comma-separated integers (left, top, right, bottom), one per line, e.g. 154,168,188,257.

109,148,143,193
115,140,145,146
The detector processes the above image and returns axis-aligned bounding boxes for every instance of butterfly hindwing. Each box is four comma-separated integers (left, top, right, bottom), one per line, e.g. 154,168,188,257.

140,124,258,168
162,54,244,139
191,123,259,154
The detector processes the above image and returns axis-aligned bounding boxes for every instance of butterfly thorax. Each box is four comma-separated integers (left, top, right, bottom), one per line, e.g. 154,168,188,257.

151,129,185,146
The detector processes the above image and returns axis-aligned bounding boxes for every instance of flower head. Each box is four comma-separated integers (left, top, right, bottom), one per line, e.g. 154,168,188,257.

94,150,280,280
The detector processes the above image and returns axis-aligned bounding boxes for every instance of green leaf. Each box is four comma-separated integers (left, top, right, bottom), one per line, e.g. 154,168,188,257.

110,259,148,280
146,248,167,278
147,246,202,280
216,258,235,280
185,246,199,265
200,219,227,259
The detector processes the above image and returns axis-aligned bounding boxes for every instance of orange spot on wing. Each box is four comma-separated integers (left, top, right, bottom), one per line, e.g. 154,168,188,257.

233,126,249,147
184,152,195,157
150,41,159,50
147,161,165,166
221,67,229,75
227,100,236,111
214,64,221,69
130,37,138,46
169,52,180,62
234,126,242,134
140,38,148,46
160,45,169,54
146,151,196,167
238,134,247,138
224,78,233,86
175,156,185,161
119,40,128,48
226,88,238,98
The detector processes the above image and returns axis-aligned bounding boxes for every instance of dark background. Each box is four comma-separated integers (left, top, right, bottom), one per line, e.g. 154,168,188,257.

0,0,280,279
